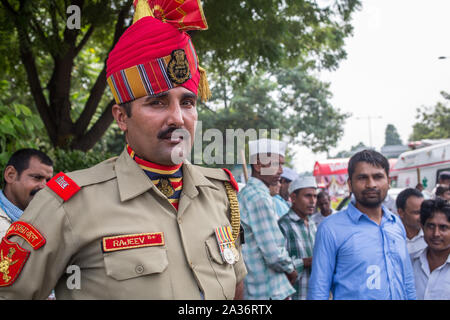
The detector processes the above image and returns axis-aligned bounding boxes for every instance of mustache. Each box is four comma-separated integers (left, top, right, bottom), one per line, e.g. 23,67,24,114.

157,127,190,140
30,188,41,196
157,127,180,139
362,189,380,195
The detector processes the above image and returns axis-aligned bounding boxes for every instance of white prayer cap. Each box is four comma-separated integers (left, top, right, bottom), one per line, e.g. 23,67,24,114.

248,139,286,157
288,176,317,194
281,167,299,182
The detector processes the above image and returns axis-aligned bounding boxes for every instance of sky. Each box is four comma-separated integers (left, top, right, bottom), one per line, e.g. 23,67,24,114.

291,0,450,173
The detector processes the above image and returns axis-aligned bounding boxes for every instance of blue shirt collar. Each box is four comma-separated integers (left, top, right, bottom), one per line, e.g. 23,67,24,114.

0,189,23,222
347,201,397,224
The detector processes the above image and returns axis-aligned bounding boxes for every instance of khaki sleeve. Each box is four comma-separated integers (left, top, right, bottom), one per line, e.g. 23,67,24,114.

0,188,76,299
233,230,247,283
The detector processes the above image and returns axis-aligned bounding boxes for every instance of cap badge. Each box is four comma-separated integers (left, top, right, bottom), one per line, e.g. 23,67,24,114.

167,49,191,84
157,178,175,198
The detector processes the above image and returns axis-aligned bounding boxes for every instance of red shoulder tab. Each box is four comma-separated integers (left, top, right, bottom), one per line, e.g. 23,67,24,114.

46,172,81,201
6,221,46,250
222,168,239,192
0,238,30,287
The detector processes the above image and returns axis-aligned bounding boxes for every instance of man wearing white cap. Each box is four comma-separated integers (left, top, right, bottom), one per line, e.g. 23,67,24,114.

280,167,299,203
278,176,318,300
238,139,297,300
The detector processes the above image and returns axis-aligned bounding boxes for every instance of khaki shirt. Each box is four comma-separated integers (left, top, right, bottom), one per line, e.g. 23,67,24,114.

0,207,12,238
0,149,246,299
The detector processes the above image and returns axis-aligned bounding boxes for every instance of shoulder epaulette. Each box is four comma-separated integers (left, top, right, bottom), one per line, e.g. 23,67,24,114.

46,172,81,201
46,157,118,202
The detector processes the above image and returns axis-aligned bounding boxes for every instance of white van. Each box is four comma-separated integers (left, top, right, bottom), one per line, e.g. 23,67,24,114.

390,141,450,193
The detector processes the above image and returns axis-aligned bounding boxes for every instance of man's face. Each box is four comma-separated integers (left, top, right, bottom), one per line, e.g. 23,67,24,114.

398,196,424,232
255,154,284,187
291,187,317,218
422,212,450,253
442,190,450,201
4,157,53,210
279,178,291,200
317,194,331,215
113,86,198,165
348,162,390,209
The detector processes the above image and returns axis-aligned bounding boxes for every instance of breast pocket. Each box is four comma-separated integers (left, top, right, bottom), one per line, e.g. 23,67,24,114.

205,236,236,299
103,247,169,281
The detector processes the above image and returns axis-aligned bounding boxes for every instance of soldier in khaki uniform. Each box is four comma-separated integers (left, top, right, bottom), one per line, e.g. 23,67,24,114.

0,0,246,299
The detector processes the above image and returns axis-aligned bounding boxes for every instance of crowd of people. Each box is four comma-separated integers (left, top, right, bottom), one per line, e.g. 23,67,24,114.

0,0,449,301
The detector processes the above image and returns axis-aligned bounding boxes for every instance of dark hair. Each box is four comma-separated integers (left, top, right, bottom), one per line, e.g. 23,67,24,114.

317,190,330,201
420,198,450,226
280,177,291,184
439,171,450,181
396,188,424,211
348,149,389,180
120,101,133,117
5,148,53,180
435,185,450,197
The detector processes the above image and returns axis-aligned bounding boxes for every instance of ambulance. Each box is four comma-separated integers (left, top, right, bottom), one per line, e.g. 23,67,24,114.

390,141,450,193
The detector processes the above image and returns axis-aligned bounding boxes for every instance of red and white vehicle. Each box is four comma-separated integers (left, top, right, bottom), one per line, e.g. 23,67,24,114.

390,141,450,193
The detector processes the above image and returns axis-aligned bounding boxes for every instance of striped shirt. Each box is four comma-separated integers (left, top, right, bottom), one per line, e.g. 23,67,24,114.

272,194,290,219
238,177,295,300
278,209,317,300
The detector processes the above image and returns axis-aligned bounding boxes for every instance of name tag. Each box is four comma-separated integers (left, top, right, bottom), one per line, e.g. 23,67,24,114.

102,232,164,252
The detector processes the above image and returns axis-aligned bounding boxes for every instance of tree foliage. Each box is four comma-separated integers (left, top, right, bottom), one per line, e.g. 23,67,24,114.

198,66,350,163
0,0,361,155
410,91,450,141
384,124,402,146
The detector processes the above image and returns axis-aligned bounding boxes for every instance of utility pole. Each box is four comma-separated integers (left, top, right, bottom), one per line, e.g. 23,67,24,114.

355,115,382,148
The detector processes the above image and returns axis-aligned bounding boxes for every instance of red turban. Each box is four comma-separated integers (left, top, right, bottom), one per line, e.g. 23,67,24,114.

106,0,209,104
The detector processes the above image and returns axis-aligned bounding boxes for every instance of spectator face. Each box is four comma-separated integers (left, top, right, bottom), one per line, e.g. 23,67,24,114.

4,157,53,210
254,154,285,187
291,187,317,218
422,212,450,253
279,178,291,200
348,162,390,209
442,190,450,201
317,194,332,215
398,196,424,232
113,86,198,165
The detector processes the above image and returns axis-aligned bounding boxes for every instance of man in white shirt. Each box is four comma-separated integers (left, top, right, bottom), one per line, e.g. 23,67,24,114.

311,190,335,226
411,198,450,299
396,188,426,256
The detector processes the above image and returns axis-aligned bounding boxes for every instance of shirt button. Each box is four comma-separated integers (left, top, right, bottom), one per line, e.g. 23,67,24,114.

135,265,144,274
177,217,182,224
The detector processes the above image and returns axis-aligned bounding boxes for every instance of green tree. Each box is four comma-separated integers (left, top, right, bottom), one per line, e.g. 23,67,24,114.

384,124,402,146
197,67,350,168
0,0,361,152
410,91,450,141
0,79,46,168
332,141,368,158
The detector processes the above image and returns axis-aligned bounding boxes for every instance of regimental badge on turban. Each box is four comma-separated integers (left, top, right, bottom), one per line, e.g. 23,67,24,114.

106,0,211,104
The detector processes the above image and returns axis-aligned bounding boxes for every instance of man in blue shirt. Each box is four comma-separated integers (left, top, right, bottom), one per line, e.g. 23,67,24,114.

308,150,416,300
0,149,53,237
